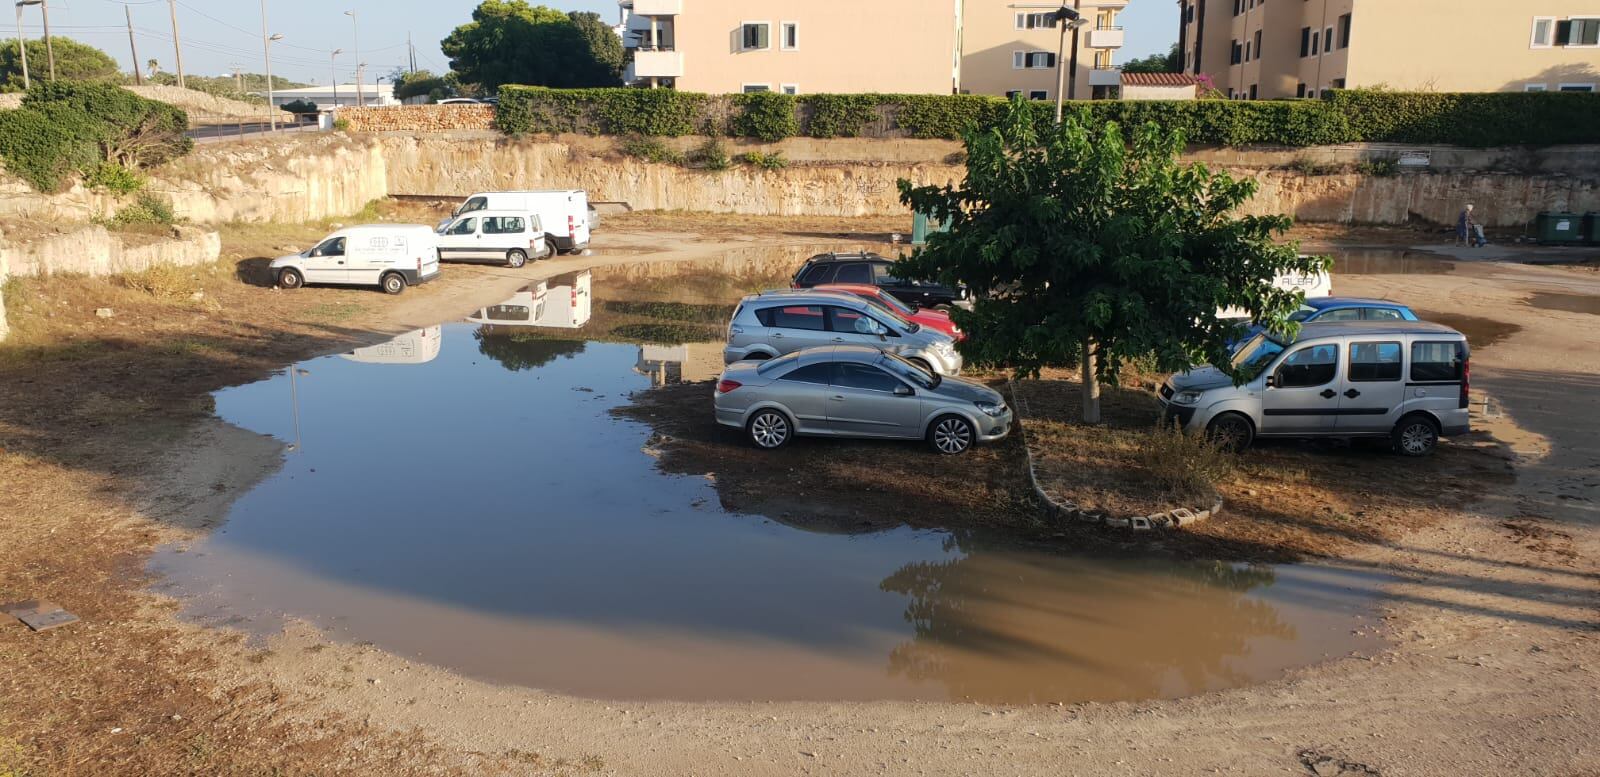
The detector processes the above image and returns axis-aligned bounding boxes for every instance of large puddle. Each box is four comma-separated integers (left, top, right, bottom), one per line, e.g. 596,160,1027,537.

153,263,1392,704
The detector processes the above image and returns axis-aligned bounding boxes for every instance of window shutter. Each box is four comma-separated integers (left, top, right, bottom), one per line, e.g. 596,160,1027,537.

1013,51,1024,69
758,24,769,49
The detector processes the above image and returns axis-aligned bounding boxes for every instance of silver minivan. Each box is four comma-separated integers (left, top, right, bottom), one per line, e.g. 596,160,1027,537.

723,290,964,375
1158,321,1471,456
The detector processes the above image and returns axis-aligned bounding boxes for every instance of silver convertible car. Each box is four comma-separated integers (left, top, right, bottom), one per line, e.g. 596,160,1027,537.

713,345,1013,455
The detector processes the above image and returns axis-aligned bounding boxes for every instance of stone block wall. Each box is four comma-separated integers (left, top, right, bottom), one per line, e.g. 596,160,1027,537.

340,105,496,133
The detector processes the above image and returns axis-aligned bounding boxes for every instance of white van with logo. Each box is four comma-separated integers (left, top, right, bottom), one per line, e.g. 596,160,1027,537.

436,210,550,267
446,190,592,254
1217,265,1333,321
271,225,440,295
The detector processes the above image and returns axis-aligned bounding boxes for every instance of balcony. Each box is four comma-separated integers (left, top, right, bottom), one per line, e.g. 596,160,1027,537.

632,49,684,79
1087,26,1125,48
1089,67,1123,87
629,0,681,16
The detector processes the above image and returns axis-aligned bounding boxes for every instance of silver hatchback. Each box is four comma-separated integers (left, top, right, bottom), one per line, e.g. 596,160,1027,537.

713,345,1012,455
723,290,963,376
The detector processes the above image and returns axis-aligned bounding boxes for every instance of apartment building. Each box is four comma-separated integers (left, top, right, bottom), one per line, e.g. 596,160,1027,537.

1180,0,1600,99
617,0,1130,99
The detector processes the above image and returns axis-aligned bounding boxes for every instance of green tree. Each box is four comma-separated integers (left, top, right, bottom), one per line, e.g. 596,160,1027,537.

24,80,191,168
441,0,622,92
566,11,624,86
0,38,123,92
392,69,451,102
895,98,1327,422
1121,43,1182,74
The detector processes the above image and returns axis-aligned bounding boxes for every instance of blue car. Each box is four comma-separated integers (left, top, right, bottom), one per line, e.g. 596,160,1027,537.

1231,297,1419,345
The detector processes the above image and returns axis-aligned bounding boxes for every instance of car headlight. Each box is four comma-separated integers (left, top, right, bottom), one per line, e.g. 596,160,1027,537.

935,340,956,355
975,401,1006,417
1171,389,1204,406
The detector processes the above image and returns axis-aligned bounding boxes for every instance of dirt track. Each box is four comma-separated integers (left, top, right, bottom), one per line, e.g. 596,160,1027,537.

1,217,1597,775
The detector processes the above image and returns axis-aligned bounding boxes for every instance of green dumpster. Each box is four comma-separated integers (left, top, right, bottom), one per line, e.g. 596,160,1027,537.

911,211,949,246
1584,212,1600,246
1535,211,1583,245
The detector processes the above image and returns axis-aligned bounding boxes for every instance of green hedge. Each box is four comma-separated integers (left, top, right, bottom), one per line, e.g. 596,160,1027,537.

0,81,191,192
496,87,1600,148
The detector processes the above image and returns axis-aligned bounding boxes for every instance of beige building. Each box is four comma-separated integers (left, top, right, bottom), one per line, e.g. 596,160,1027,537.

1180,0,1600,99
618,0,1130,99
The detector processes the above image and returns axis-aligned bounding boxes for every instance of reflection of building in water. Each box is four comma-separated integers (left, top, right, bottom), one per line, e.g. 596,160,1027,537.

340,326,443,365
468,271,593,331
634,342,726,386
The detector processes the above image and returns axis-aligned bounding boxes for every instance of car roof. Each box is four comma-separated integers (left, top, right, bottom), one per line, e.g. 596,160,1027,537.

1305,296,1410,309
1290,320,1461,341
452,208,533,216
746,289,869,306
337,224,435,233
805,252,890,264
815,283,881,294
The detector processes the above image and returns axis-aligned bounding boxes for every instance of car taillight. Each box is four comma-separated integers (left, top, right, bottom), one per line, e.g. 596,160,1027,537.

567,214,575,238
716,380,742,394
1460,355,1471,409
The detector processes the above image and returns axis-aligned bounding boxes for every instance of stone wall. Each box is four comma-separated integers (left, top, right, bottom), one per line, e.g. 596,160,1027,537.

5,226,221,278
341,105,496,133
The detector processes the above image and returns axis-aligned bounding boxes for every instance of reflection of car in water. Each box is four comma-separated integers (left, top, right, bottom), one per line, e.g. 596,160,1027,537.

339,326,443,365
466,284,548,327
634,342,726,386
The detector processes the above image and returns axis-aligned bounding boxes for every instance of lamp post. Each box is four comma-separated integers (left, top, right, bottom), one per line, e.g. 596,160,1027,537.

14,0,51,85
1050,5,1087,123
330,48,343,108
13,1,31,90
344,10,362,107
356,61,367,107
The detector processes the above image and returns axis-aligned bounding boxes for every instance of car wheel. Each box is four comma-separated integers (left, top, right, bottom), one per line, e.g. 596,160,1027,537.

1391,414,1439,457
545,234,563,255
506,249,528,268
1206,412,1255,452
381,272,406,295
278,267,304,290
928,415,975,455
747,409,791,450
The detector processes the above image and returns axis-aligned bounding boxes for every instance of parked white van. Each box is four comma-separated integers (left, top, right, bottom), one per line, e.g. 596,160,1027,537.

1217,266,1333,321
436,210,550,267
447,191,592,254
271,225,440,295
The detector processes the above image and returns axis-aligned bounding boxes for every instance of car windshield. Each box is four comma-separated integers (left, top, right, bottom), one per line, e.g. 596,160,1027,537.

755,352,799,375
880,351,940,389
871,290,916,316
1229,332,1288,381
859,299,919,333
1288,304,1319,322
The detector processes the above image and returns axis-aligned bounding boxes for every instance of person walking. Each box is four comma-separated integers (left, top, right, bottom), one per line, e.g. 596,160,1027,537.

1457,204,1475,246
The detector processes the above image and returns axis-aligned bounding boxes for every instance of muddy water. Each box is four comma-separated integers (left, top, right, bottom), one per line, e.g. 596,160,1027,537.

152,269,1390,705
1329,248,1456,276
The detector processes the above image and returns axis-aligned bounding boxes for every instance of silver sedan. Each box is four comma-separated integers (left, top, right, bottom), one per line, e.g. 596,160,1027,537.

713,345,1013,455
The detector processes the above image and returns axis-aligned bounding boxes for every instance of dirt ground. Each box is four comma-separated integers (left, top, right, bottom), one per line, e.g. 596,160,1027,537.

2,211,1598,776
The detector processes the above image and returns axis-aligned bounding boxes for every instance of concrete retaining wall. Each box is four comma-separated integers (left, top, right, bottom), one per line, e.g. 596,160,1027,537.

5,226,221,278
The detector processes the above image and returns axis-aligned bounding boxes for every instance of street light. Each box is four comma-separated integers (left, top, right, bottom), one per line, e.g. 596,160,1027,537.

344,10,361,107
357,61,367,107
15,0,52,86
1050,4,1088,123
330,48,343,108
264,30,284,130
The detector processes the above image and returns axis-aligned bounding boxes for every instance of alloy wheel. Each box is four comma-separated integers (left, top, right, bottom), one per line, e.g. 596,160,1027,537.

933,417,972,454
750,412,789,449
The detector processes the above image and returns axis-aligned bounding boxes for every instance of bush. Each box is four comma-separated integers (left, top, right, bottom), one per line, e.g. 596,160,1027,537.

83,162,146,194
110,192,177,227
729,92,798,142
800,94,883,138
280,99,319,114
332,117,351,132
686,137,729,171
0,107,95,192
498,86,708,136
124,262,202,301
736,150,788,170
619,134,683,164
1137,421,1236,498
24,81,192,169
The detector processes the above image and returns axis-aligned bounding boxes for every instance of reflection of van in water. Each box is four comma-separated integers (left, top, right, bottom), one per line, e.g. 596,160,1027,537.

339,326,443,365
465,284,549,327
533,271,593,329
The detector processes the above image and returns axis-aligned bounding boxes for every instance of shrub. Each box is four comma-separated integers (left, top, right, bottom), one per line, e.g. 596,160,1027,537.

619,134,683,164
498,85,707,136
1356,158,1400,177
124,262,202,301
686,137,729,171
1137,421,1236,498
801,94,884,138
83,162,146,194
729,92,798,142
736,150,788,170
110,192,177,227
23,81,192,169
332,117,351,132
0,106,95,192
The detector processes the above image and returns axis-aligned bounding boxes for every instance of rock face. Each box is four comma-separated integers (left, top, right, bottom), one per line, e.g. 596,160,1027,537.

0,233,9,342
5,226,222,278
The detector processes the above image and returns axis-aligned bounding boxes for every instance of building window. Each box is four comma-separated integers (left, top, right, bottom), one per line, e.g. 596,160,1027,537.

740,22,770,51
1231,40,1241,64
1254,30,1262,57
1558,18,1600,47
781,84,799,95
1300,27,1312,57
741,84,771,93
1332,78,1346,89
1530,17,1555,48
1093,49,1112,69
1005,90,1022,99
1019,51,1056,69
1296,83,1306,98
1338,13,1353,49
1310,31,1319,56
1249,83,1258,100
1015,12,1056,29
1226,87,1234,98
1559,83,1597,92
1244,40,1251,62
1185,4,1195,23
1324,27,1334,52
1307,89,1316,98
1525,83,1548,92
1029,90,1049,100
781,22,798,50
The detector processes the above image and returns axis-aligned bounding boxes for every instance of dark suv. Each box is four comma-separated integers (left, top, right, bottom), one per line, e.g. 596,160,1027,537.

791,252,969,310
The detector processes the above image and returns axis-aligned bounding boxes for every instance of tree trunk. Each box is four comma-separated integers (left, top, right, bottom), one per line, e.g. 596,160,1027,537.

1081,338,1102,424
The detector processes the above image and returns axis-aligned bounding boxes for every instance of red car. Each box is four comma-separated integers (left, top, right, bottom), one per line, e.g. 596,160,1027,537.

816,283,964,341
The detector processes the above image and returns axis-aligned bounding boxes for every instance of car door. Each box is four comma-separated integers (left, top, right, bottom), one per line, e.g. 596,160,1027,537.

795,263,836,288
438,217,484,262
769,361,836,434
482,215,526,260
825,362,922,438
1336,340,1404,433
1260,342,1342,434
348,234,394,284
757,304,831,353
303,236,349,284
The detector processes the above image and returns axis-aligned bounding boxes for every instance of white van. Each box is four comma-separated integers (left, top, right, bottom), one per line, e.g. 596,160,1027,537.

1217,265,1332,322
447,190,592,254
271,225,440,295
436,210,550,267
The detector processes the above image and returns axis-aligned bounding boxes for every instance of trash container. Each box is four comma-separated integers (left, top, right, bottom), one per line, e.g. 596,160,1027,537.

911,211,949,246
1535,211,1583,245
1584,212,1600,246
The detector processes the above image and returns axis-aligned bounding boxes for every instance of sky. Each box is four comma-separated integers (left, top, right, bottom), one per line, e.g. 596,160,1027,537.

25,1,1173,86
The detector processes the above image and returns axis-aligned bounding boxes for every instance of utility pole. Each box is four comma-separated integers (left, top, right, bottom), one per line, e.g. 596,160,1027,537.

125,5,142,85
167,0,186,89
1066,0,1081,101
14,1,30,90
344,10,362,107
407,31,415,73
1051,4,1085,122
232,65,242,93
260,0,281,131
39,0,53,81
330,48,342,108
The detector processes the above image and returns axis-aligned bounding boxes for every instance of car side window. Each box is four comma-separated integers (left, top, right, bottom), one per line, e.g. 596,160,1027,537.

1274,344,1339,388
462,197,488,213
1364,307,1403,321
446,218,477,236
1348,341,1402,382
798,264,834,285
777,363,834,385
1411,341,1465,382
871,263,902,285
1315,308,1362,322
755,305,827,331
834,263,872,284
314,237,345,257
482,216,525,235
834,363,905,393
826,306,885,335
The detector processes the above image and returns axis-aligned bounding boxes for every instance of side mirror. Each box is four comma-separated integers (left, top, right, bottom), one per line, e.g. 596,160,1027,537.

1264,374,1277,388
893,385,914,397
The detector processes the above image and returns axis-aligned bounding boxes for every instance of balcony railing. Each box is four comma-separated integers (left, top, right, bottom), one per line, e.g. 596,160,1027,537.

1088,66,1123,87
1087,27,1126,48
